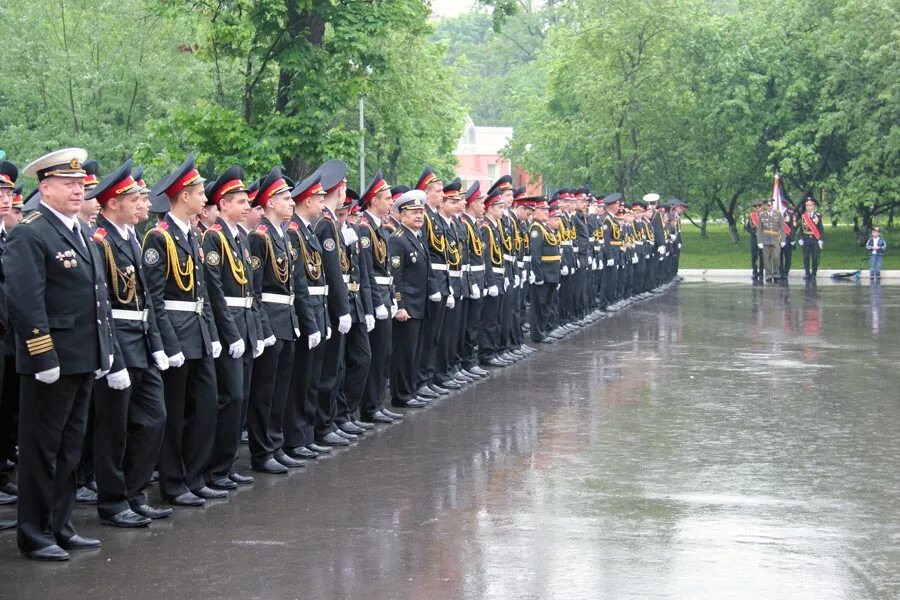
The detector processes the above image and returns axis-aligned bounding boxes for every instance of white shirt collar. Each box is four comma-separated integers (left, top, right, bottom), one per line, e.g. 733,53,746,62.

168,214,191,236
109,221,131,240
365,211,382,228
221,219,240,238
41,202,79,231
439,212,453,226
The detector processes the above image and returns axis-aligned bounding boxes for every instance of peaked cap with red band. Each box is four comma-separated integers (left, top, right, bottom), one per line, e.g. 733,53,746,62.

464,182,483,205
291,173,326,203
361,170,390,206
207,165,248,205
0,160,18,189
255,166,290,208
415,166,442,191
86,159,138,204
152,154,206,200
83,160,101,189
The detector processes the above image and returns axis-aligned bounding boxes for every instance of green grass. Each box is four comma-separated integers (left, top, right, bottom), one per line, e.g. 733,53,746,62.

678,223,898,270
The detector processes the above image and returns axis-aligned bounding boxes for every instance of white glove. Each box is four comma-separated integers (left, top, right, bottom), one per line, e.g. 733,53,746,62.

152,351,169,371
337,314,352,334
471,284,480,299
340,224,358,246
514,274,521,287
106,369,131,390
326,326,332,340
780,242,786,248
818,240,823,249
503,277,510,291
168,352,186,368
657,245,666,255
798,239,804,246
390,302,398,318
631,254,639,264
678,243,682,249
229,339,245,359
211,341,222,359
308,331,322,349
364,314,375,332
757,243,764,249
528,271,536,284
375,304,389,320
254,339,265,358
606,259,614,267
263,335,277,347
294,327,302,338
94,367,110,380
561,265,569,276
35,367,60,385
429,292,442,302
446,295,455,309
534,279,544,285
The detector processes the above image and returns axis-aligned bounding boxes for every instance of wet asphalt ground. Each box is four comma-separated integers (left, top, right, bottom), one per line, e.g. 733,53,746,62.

0,280,898,599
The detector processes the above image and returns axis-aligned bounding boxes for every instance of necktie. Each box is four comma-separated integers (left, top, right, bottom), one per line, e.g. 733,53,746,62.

72,223,85,248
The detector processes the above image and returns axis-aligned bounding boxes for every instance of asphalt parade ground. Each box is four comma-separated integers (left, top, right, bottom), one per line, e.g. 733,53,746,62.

1,281,898,600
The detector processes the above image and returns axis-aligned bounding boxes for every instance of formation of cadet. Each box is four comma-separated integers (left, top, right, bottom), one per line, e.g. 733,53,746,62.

745,193,824,282
0,149,681,560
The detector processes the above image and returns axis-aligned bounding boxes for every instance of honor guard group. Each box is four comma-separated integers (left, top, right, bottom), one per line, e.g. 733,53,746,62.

0,149,683,561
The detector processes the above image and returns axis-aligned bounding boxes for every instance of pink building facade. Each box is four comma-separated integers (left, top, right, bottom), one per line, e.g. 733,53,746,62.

454,117,542,195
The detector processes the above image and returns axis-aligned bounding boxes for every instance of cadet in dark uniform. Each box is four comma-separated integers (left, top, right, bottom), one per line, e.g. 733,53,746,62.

389,191,431,408
357,172,403,423
142,154,222,506
528,199,560,342
247,167,301,473
434,178,465,390
798,193,824,279
460,183,489,378
283,174,328,459
201,167,261,488
645,193,667,289
780,207,796,279
8,148,116,560
0,161,19,521
494,176,521,362
478,186,508,367
745,200,764,281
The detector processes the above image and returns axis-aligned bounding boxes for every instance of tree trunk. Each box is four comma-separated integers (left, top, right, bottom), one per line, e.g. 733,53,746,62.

700,205,709,238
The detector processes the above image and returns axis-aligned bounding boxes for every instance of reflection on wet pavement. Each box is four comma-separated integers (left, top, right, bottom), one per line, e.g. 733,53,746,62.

1,282,897,599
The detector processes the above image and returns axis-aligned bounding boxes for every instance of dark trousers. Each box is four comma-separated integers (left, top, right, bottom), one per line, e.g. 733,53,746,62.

780,243,794,277
435,301,461,383
454,298,469,370
530,284,554,341
391,318,424,404
284,338,322,450
500,285,517,349
802,238,820,275
360,317,391,419
207,349,252,482
248,340,294,464
750,237,762,278
417,298,445,389
336,322,372,424
461,298,482,369
17,373,92,552
93,367,165,518
478,292,503,361
316,331,345,438
158,356,217,499
76,396,94,488
0,353,18,487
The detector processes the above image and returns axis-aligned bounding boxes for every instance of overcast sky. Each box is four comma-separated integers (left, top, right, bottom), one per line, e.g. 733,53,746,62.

431,0,478,18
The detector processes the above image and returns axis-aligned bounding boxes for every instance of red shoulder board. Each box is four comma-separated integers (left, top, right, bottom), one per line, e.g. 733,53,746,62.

287,221,299,232
155,221,169,231
359,216,369,226
256,224,268,234
92,228,107,242
209,223,222,232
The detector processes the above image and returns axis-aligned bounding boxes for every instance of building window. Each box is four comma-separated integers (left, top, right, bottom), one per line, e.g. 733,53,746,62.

487,163,497,180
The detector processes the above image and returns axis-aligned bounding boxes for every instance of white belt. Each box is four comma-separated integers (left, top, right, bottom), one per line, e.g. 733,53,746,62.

516,261,524,268
225,296,253,309
308,286,328,296
342,274,351,283
373,276,393,286
449,270,461,278
523,256,531,263
111,309,148,322
492,267,505,275
561,241,572,246
503,254,515,261
469,265,484,272
164,300,204,314
261,293,294,305
430,263,448,271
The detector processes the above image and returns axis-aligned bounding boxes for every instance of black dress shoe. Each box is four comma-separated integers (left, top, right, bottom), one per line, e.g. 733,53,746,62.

252,458,289,474
334,429,357,441
430,384,451,395
0,491,15,505
101,509,151,528
0,481,17,495
438,379,462,389
521,344,536,353
57,534,101,550
286,446,319,460
470,366,489,377
306,443,332,454
400,399,428,408
370,412,395,424
24,544,69,561
209,477,238,490
169,491,205,507
0,519,17,530
240,430,249,445
338,421,365,435
353,419,375,430
417,387,439,399
229,472,255,485
274,450,305,468
318,432,350,446
380,408,403,420
510,349,527,359
484,358,508,367
75,485,98,504
499,352,518,362
194,486,228,500
131,504,173,519
455,372,476,382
